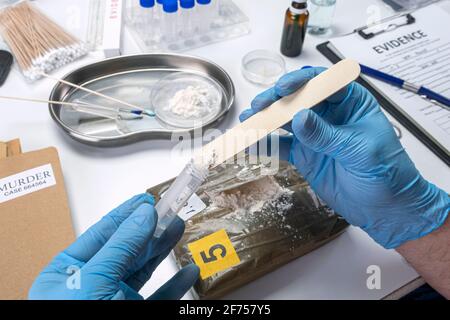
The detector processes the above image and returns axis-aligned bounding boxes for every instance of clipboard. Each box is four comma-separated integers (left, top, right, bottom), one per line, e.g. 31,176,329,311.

317,12,450,166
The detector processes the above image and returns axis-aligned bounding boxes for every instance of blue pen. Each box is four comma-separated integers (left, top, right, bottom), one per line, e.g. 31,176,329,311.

359,64,450,111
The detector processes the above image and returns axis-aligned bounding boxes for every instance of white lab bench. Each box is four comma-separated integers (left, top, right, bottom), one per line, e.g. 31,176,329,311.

0,0,449,300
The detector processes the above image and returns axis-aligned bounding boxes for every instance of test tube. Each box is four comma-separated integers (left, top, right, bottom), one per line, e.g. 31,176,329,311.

211,0,221,17
155,0,164,20
162,0,179,43
140,0,156,43
180,0,196,38
153,160,209,237
196,0,212,34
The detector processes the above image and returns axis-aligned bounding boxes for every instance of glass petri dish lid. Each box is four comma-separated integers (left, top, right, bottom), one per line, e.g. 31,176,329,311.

151,72,223,129
241,50,286,86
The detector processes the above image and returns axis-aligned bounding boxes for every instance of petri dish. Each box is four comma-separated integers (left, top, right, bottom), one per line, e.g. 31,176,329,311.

151,72,223,128
241,50,286,86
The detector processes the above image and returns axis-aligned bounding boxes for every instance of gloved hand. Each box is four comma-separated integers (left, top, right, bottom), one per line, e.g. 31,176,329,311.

29,193,199,300
240,67,449,249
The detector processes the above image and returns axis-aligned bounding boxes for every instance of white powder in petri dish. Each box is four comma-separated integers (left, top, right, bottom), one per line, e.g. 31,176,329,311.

165,85,213,118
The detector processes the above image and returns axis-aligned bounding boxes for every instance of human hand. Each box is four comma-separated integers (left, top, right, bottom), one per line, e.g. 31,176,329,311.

29,193,199,300
240,67,449,249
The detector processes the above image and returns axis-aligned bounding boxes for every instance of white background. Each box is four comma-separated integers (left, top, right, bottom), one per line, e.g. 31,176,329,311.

0,0,449,299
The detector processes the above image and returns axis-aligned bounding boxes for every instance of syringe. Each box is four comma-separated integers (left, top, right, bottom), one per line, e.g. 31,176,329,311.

153,160,209,237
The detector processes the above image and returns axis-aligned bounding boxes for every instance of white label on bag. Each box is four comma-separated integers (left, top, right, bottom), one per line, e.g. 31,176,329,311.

177,193,207,221
0,164,56,204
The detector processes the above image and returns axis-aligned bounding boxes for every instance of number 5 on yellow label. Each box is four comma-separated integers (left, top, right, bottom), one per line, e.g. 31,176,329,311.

187,229,241,280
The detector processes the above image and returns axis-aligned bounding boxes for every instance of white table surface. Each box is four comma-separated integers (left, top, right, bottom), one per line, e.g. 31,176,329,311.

1,0,449,300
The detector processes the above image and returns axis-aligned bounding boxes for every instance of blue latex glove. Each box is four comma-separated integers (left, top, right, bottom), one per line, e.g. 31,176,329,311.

240,67,449,249
29,194,199,300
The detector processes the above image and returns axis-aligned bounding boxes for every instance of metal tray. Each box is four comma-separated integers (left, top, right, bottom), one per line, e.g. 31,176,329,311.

49,54,235,147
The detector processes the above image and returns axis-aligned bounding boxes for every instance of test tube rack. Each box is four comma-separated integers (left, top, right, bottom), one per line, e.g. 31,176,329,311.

125,0,250,52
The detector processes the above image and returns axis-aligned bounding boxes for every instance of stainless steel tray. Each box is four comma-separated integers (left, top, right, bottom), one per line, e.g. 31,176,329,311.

49,54,235,147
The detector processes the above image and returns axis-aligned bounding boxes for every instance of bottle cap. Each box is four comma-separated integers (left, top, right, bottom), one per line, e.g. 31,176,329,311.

290,0,307,13
140,0,155,8
197,0,211,5
163,0,178,12
180,0,195,9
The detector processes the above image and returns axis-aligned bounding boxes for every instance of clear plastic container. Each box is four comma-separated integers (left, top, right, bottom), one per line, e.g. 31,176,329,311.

162,0,179,42
241,50,286,86
155,0,164,19
147,155,349,298
154,160,209,237
196,0,212,34
140,0,156,44
151,72,223,128
180,0,196,39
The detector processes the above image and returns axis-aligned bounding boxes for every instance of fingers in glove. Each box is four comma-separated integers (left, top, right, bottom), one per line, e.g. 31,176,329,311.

147,264,200,300
83,203,157,282
124,217,185,291
275,67,351,104
291,109,358,166
64,193,154,263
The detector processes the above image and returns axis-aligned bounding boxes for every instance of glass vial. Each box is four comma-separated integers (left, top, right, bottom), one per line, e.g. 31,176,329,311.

156,0,164,19
210,0,223,28
308,0,336,35
280,0,309,58
162,0,179,43
196,0,212,34
180,0,196,38
140,0,156,44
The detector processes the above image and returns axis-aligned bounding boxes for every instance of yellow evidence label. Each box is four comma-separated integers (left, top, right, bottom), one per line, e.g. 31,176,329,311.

187,229,241,280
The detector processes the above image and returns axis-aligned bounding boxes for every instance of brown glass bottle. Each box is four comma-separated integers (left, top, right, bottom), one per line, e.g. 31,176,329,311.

280,0,309,57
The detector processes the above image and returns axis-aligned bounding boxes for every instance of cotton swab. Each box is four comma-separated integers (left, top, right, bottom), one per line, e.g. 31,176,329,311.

0,1,87,82
39,72,152,114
